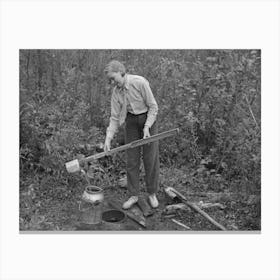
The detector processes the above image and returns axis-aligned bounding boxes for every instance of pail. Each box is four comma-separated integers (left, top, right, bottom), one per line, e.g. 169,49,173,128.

102,209,126,230
80,202,103,225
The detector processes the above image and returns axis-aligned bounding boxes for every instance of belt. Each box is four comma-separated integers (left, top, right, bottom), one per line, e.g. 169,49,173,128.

127,111,148,116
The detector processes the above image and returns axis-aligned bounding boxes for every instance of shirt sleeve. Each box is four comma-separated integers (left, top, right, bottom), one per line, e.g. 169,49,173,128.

106,88,121,140
139,79,158,128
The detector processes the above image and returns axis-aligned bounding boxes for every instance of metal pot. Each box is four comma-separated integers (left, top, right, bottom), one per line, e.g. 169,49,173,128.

82,185,104,204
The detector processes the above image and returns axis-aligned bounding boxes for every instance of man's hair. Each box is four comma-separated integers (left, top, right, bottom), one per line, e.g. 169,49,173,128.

104,60,126,76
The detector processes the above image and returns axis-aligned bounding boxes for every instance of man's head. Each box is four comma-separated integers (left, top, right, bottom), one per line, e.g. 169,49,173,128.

104,60,126,87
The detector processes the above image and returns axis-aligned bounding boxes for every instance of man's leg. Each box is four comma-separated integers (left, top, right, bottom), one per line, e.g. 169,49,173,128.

138,114,160,196
125,114,141,196
142,122,159,195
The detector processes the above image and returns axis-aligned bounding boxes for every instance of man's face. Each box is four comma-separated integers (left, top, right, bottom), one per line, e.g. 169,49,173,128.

107,71,124,87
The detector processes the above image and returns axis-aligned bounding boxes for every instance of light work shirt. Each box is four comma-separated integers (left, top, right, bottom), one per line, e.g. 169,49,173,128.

106,74,158,140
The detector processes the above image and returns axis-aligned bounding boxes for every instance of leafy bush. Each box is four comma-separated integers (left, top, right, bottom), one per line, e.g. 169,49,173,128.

20,49,261,193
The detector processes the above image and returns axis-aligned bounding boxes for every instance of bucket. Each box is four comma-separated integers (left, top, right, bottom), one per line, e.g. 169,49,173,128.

102,209,126,230
79,202,103,225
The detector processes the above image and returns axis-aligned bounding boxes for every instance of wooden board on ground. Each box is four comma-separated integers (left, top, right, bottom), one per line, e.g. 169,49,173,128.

108,199,146,228
137,196,154,217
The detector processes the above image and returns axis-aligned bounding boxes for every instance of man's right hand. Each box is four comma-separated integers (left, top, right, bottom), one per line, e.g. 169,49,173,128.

104,137,111,153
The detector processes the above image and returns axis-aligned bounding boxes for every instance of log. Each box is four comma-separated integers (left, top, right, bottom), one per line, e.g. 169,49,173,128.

164,203,189,215
164,187,227,231
164,202,225,213
197,202,226,210
175,191,241,202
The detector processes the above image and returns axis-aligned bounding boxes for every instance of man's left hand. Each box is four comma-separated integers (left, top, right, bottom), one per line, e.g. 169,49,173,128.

143,126,150,139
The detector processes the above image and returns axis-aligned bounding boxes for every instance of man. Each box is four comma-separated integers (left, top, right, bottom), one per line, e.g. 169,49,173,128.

104,60,160,209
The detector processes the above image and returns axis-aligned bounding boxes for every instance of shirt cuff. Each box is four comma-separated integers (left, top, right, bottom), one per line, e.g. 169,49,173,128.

144,114,157,128
106,128,115,140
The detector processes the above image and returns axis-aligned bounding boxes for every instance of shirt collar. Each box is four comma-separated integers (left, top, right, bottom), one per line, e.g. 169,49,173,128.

123,74,129,90
116,74,129,92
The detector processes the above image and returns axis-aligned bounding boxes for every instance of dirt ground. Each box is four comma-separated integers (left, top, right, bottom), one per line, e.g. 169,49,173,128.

19,170,261,232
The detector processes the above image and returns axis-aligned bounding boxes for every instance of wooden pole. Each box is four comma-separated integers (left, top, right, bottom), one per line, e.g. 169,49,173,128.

185,201,227,231
80,128,179,163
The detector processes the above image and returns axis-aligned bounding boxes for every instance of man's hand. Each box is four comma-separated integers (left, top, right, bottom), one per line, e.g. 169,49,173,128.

104,137,111,153
143,125,150,139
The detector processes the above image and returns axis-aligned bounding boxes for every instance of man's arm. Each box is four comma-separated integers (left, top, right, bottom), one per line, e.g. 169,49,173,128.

139,79,158,128
106,89,121,140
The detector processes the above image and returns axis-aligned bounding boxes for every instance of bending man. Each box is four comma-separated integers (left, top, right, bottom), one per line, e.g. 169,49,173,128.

104,60,160,209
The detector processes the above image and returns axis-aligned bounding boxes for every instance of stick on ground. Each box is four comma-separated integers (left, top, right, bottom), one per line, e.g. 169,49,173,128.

171,219,191,230
165,187,227,231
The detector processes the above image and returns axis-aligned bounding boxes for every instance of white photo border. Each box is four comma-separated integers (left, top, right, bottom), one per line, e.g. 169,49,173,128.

1,0,279,280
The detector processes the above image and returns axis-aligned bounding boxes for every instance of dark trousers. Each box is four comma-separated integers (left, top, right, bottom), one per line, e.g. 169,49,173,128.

125,112,159,196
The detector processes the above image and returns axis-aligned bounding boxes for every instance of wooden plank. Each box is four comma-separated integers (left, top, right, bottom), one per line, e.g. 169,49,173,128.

108,200,146,228
137,197,153,217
